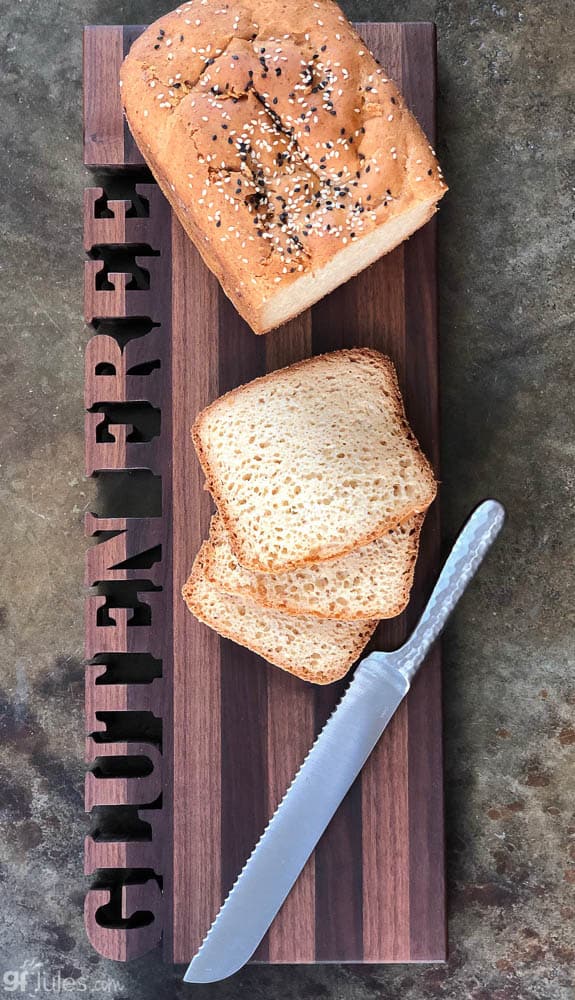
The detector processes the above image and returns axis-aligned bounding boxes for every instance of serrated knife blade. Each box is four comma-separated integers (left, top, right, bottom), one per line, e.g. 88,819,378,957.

183,499,505,984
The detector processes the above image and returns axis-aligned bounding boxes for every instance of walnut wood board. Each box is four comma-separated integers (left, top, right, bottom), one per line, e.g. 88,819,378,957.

83,22,446,965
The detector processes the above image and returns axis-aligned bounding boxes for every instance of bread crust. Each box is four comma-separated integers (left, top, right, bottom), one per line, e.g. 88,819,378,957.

182,545,377,683
191,348,437,572
121,0,447,334
202,511,424,621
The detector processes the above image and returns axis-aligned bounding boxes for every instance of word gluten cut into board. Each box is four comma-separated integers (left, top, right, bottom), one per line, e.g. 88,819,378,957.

83,22,446,965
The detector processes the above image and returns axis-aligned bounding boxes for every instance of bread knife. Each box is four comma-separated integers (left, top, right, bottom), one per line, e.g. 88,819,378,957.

183,499,505,984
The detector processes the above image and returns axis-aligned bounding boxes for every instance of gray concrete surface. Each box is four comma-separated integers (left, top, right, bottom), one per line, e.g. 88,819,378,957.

0,0,573,997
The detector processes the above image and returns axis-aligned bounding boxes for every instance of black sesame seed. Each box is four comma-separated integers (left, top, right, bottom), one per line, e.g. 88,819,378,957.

216,220,221,227
275,67,281,76
428,168,433,176
321,44,327,51
154,43,160,49
365,165,371,173
212,134,217,140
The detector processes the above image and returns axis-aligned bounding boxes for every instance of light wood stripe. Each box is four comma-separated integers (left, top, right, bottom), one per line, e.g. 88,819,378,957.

83,27,125,168
265,315,316,963
171,222,222,958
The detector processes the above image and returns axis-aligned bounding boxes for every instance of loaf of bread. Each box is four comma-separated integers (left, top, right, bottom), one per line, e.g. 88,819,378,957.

192,349,436,573
121,0,447,333
183,545,378,683
204,511,424,621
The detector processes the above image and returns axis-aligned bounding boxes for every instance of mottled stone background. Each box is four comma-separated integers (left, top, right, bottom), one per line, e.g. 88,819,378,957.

0,0,573,997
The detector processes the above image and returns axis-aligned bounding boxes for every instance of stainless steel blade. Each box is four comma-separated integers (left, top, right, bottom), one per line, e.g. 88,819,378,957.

183,499,505,984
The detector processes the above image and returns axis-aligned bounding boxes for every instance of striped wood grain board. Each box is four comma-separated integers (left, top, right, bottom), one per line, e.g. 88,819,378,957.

83,21,446,964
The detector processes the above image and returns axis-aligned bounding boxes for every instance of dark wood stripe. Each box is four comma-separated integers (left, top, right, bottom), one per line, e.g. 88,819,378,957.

216,291,270,961
171,220,222,960
401,23,447,961
122,28,146,167
310,208,368,960
313,683,363,961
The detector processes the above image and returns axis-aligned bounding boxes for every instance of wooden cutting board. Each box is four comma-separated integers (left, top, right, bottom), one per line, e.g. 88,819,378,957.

83,22,445,966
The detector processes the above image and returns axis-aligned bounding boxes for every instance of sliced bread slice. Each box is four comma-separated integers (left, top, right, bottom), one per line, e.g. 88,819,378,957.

203,512,424,621
182,546,377,684
192,349,436,573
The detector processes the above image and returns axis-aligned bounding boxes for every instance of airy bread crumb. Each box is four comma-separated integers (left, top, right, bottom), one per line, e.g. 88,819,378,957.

183,545,378,683
204,511,424,621
192,349,437,573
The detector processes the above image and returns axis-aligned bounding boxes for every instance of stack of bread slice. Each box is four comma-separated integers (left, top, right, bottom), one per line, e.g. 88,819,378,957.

183,349,437,684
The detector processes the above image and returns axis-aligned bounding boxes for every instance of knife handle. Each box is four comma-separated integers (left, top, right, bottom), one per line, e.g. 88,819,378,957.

395,499,505,683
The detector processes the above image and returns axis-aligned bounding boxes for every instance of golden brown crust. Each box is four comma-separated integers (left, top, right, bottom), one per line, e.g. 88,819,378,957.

121,0,447,333
191,349,437,572
182,545,377,683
